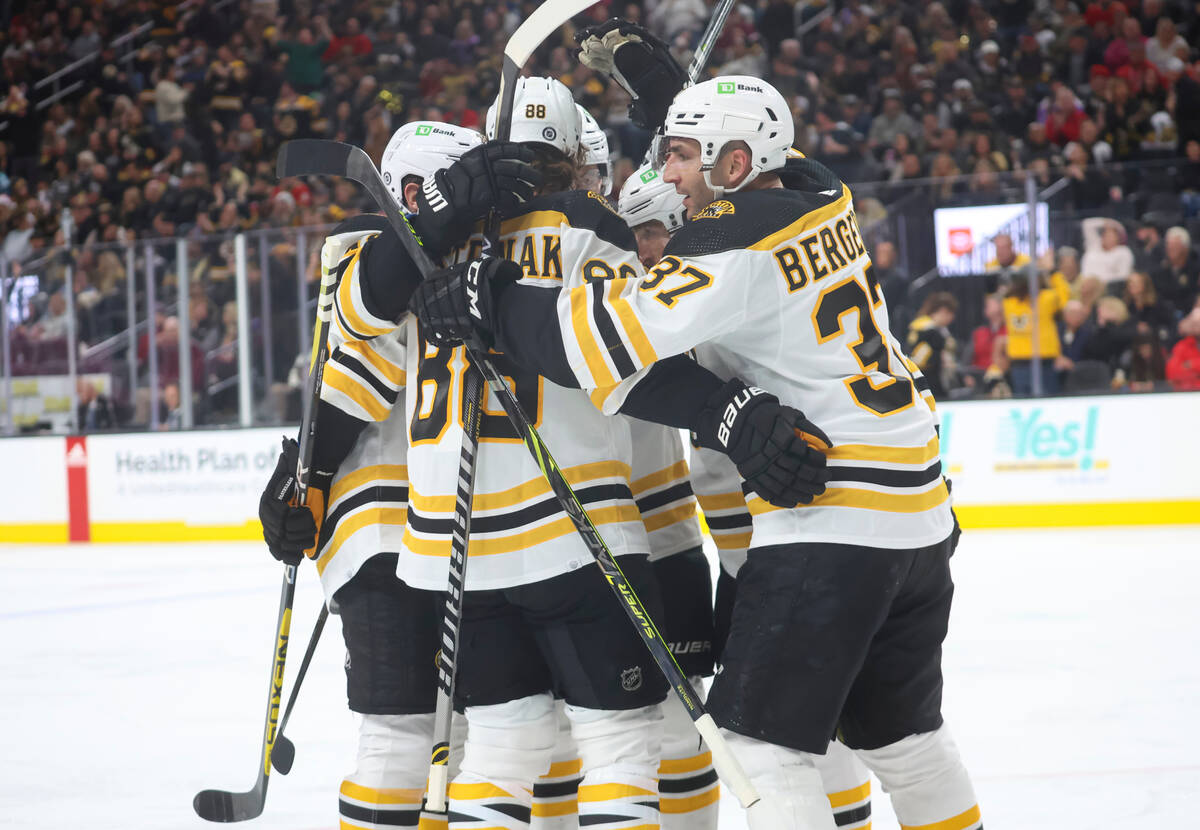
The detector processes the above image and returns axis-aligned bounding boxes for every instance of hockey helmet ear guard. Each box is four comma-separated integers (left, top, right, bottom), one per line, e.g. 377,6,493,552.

487,77,582,159
381,122,483,210
618,162,687,234
662,76,794,198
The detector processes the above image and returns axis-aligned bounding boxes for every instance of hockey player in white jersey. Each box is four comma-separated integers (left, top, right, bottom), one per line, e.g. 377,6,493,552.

410,75,981,830
623,160,875,830
528,122,721,830
256,119,508,830
404,77,672,830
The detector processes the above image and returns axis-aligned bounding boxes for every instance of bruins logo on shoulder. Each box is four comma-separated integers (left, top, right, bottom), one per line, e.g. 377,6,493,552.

694,200,735,220
587,190,619,214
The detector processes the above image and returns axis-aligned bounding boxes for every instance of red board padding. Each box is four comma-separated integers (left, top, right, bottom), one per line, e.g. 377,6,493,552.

66,436,90,543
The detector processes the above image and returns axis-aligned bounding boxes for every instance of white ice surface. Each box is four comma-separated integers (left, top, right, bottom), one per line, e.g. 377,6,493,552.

2,526,1199,829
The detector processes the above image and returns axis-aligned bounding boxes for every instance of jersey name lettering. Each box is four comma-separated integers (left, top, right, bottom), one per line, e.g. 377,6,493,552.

456,234,563,279
772,209,868,294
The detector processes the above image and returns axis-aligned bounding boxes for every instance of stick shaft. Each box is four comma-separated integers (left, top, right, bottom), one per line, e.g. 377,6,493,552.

424,365,484,812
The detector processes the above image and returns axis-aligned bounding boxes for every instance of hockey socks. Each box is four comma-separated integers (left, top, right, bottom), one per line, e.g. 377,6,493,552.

815,740,872,830
658,683,719,830
659,750,720,829
339,780,428,830
854,725,981,830
341,714,440,830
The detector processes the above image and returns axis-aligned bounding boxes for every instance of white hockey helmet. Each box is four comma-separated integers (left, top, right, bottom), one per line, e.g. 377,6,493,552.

486,76,581,158
662,75,794,197
576,104,612,195
618,162,687,234
380,121,482,209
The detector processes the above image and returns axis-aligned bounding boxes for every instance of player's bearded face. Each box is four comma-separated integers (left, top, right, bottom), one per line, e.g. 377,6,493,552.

661,138,713,220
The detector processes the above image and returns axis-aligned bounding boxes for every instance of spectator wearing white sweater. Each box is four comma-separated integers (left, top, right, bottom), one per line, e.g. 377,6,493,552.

1080,217,1135,288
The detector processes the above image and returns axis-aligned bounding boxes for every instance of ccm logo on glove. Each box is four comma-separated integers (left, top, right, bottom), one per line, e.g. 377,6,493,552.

466,258,483,321
718,386,767,447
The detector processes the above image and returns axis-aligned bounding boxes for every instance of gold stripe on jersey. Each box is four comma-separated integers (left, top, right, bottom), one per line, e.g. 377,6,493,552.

341,339,407,387
695,491,753,551
590,385,620,411
503,209,569,235
329,464,409,506
825,434,941,466
571,286,617,387
710,530,752,551
607,277,658,366
632,460,689,494
695,491,747,511
316,506,407,574
334,240,397,340
747,185,853,252
747,480,949,516
409,460,631,513
403,503,640,558
323,362,391,421
643,502,695,533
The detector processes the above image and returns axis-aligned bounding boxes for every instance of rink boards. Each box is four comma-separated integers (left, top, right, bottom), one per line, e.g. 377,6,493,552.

2,391,1198,543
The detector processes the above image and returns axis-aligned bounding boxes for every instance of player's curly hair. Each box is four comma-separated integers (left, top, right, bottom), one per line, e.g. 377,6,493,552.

529,144,580,195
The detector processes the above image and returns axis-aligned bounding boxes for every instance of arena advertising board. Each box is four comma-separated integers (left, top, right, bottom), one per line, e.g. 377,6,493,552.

937,393,1200,527
933,202,1051,276
2,394,1198,543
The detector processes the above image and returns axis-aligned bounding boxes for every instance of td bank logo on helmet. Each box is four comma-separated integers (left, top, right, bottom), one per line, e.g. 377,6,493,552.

640,169,658,183
415,124,460,138
717,81,764,94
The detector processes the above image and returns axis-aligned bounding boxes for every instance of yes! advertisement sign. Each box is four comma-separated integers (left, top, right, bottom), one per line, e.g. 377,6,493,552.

938,394,1200,526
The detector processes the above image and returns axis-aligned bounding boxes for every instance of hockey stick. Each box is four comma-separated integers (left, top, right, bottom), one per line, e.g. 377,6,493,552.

192,233,340,823
268,603,328,775
684,0,737,83
640,0,737,168
276,137,761,810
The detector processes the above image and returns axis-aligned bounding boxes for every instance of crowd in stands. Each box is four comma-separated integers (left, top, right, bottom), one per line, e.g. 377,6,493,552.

2,0,1200,431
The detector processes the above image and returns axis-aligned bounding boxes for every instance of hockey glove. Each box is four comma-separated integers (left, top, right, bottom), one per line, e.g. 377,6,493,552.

259,437,333,566
412,141,542,258
691,379,831,508
575,19,687,131
410,255,523,349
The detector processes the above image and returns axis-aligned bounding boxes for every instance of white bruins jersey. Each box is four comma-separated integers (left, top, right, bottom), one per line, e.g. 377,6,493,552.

287,229,410,600
540,177,952,551
689,446,751,577
316,293,411,600
629,422,703,561
327,192,652,591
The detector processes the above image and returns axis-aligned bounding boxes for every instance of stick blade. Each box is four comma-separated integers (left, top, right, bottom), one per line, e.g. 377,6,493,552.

270,735,296,775
276,139,355,180
503,0,603,68
193,786,265,823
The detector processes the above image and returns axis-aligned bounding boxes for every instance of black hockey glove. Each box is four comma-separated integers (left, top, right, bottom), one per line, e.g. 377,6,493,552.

691,379,831,508
575,18,687,130
412,141,542,257
410,255,523,349
259,437,333,566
